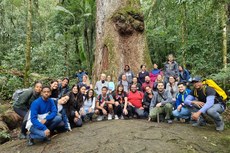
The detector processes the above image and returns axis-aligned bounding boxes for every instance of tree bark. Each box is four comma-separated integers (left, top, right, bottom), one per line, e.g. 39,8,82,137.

24,0,32,87
93,0,152,82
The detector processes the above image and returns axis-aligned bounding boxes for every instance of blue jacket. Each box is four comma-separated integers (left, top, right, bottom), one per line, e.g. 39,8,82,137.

179,69,190,82
30,97,57,131
175,89,191,108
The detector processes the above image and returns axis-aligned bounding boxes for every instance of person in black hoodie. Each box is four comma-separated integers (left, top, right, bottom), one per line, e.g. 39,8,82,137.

65,85,84,127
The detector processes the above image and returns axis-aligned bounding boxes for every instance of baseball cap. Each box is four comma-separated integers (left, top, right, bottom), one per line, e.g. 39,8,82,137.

191,76,202,83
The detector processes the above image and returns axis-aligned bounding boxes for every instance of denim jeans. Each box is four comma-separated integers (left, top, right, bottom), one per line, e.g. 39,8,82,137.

29,115,62,140
172,107,191,119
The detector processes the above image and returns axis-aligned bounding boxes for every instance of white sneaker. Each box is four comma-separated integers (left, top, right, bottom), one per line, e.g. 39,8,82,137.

114,115,119,120
97,115,103,121
108,114,112,120
120,115,124,120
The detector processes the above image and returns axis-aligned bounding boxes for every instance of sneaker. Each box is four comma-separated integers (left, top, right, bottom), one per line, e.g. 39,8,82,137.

97,115,103,121
120,115,124,120
216,117,224,131
108,114,113,120
27,137,35,146
167,120,173,124
44,137,51,143
19,133,27,140
114,115,119,120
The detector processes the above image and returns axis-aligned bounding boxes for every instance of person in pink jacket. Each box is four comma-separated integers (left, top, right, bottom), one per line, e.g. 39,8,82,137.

149,63,163,83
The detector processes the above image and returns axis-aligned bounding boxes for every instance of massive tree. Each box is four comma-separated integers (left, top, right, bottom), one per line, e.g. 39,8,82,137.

93,0,152,81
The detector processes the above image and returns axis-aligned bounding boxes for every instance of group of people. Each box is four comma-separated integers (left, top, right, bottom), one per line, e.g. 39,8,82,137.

12,54,226,146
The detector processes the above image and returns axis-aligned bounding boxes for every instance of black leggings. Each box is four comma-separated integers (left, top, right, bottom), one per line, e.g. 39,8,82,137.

13,107,28,135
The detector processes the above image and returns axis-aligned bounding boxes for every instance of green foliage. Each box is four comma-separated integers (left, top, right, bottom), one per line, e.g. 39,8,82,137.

142,0,228,76
0,130,10,139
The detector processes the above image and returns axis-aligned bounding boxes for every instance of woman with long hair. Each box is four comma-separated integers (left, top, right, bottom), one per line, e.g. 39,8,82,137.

81,89,96,121
112,84,128,120
65,85,84,127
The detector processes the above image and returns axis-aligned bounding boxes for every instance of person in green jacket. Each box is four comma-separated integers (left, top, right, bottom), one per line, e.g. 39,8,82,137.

13,81,42,139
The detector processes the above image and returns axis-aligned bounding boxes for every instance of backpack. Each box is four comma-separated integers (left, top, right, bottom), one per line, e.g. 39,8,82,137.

12,88,32,103
194,79,227,102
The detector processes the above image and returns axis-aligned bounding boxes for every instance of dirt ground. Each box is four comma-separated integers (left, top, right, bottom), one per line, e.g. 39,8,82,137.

0,119,230,153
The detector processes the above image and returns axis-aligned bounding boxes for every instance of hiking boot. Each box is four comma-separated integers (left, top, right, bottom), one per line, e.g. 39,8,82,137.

114,115,119,120
192,121,206,127
19,133,27,140
216,116,224,131
167,120,173,124
108,114,112,120
192,117,206,127
27,137,35,146
97,115,103,121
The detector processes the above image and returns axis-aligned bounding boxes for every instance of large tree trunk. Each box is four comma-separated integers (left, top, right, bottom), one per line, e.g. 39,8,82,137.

93,0,152,82
24,0,32,87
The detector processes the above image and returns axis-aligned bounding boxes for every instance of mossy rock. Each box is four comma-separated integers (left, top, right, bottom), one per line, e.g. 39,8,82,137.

0,104,10,114
2,110,22,130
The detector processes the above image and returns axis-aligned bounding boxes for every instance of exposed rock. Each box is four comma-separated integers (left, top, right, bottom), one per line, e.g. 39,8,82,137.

2,110,22,130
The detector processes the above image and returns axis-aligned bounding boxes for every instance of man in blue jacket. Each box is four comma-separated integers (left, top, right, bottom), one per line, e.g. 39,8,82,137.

26,86,62,146
184,76,225,131
172,82,191,122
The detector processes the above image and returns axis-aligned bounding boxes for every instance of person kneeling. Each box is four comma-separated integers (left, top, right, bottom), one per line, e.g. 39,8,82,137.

95,86,114,121
26,86,63,146
172,82,191,122
149,82,174,124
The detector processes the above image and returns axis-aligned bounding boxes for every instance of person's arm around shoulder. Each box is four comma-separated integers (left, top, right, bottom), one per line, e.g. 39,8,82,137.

149,92,157,110
45,98,58,121
105,94,115,105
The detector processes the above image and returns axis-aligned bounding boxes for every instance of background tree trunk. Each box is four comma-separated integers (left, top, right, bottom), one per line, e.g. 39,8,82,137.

93,0,152,82
24,0,32,87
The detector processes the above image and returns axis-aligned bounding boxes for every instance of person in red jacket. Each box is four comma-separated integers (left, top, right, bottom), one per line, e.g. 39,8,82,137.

127,84,147,118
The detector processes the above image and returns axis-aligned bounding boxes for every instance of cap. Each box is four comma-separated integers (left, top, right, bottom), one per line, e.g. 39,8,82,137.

191,76,202,83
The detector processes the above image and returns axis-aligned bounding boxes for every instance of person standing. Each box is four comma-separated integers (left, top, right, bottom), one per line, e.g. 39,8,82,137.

94,73,109,96
138,65,149,85
163,54,179,83
118,65,135,85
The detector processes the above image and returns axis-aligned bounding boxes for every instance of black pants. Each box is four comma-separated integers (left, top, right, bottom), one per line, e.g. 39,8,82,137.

114,104,124,117
13,107,28,135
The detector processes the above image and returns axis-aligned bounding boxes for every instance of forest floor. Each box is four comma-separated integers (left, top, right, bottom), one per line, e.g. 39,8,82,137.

0,119,230,153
